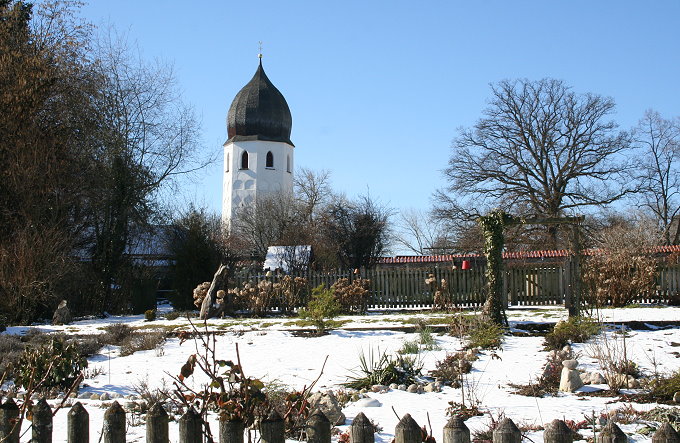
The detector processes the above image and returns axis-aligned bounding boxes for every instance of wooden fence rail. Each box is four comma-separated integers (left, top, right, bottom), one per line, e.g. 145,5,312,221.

3,398,678,443
232,263,680,310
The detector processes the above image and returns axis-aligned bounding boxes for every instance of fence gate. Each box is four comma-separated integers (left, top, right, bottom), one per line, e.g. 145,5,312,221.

503,263,568,306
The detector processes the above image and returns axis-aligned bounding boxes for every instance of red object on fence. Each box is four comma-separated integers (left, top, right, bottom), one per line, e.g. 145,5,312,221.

461,260,471,270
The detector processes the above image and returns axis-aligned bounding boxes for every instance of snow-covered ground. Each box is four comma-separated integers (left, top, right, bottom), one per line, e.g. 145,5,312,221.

3,305,680,442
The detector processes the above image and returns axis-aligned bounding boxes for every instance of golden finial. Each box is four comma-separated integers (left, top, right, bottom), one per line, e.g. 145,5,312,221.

258,41,263,60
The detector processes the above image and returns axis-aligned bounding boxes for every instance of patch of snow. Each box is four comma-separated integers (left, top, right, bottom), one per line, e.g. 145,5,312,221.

3,306,680,442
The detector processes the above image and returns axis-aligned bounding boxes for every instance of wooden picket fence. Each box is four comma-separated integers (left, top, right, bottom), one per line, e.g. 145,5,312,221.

232,262,680,310
4,398,678,443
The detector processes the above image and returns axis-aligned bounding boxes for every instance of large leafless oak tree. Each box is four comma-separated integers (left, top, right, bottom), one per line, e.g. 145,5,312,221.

436,78,633,247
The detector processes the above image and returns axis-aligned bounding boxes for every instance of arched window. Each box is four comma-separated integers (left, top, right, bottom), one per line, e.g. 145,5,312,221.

226,153,230,172
266,151,274,168
286,155,291,173
240,151,249,170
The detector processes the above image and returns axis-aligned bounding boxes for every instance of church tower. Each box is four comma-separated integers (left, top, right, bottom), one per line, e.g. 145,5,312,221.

222,59,294,228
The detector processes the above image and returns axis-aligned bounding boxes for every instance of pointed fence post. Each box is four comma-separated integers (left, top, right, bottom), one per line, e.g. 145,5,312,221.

395,414,422,443
493,418,521,443
218,415,244,443
653,423,680,443
179,407,202,443
261,410,285,443
32,398,53,443
598,422,627,443
306,410,331,443
67,402,89,443
146,403,169,443
350,412,374,443
102,401,126,443
0,398,20,443
443,415,470,443
544,419,573,443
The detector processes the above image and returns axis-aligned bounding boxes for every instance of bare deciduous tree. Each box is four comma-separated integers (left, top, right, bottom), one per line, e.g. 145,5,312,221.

85,32,206,312
633,110,680,245
436,78,633,248
231,191,305,259
394,209,452,255
0,1,211,320
294,167,332,224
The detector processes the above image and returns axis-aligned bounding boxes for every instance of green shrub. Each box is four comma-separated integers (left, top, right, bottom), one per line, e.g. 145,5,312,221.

649,370,680,401
343,347,422,390
145,309,156,322
15,338,87,391
467,321,504,350
164,311,180,320
164,310,196,321
298,284,341,334
544,316,600,350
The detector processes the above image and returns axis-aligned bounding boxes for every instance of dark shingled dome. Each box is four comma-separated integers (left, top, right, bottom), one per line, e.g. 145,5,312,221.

227,61,293,146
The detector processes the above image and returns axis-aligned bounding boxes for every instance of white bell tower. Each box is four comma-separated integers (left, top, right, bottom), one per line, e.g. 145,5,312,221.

222,58,294,228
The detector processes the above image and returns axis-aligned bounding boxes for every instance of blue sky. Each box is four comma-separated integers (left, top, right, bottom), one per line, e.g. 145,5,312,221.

80,1,680,219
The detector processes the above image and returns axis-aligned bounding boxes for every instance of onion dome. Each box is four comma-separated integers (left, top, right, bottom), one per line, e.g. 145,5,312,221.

226,60,293,146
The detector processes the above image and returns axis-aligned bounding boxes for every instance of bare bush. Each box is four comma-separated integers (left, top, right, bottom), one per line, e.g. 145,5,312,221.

583,221,659,307
229,276,309,315
274,275,308,313
230,280,276,316
0,334,25,379
588,328,639,390
120,330,166,357
132,377,172,409
426,274,453,311
101,323,135,346
0,226,77,323
331,278,370,313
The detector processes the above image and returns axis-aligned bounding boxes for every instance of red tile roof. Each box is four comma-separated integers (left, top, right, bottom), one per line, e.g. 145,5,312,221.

377,245,680,264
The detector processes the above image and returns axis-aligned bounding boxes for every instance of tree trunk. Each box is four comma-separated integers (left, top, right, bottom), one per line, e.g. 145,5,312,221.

199,264,229,320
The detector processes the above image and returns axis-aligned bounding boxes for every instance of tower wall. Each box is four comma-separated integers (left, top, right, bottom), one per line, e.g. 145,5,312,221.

222,139,294,228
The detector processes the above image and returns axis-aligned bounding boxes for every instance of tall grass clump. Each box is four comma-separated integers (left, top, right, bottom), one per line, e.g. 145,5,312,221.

398,326,441,354
343,348,422,389
450,315,504,350
418,326,440,350
398,339,420,355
